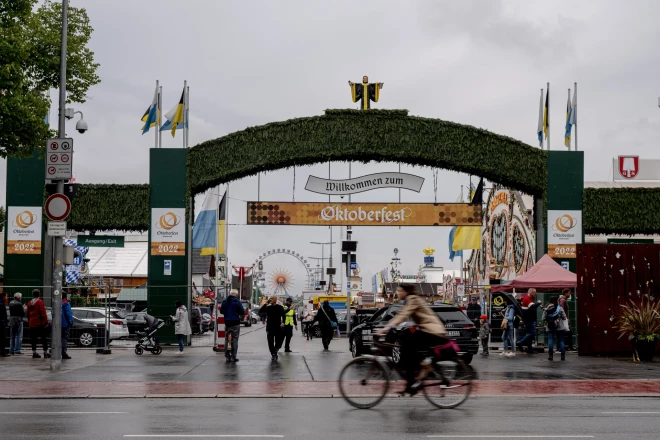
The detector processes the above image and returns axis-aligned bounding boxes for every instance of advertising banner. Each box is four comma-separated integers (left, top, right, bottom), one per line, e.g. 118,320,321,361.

305,172,424,195
150,208,185,256
7,206,42,255
548,210,582,258
247,202,481,227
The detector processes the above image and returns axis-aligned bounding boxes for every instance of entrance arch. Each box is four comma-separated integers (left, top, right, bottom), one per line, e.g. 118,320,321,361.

187,109,547,198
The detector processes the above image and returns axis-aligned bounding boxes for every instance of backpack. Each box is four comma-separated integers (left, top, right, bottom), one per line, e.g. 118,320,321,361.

545,305,559,330
513,314,521,329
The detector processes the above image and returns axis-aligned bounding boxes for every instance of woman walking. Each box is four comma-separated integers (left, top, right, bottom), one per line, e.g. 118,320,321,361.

543,296,568,361
171,301,191,354
501,303,516,357
313,300,338,350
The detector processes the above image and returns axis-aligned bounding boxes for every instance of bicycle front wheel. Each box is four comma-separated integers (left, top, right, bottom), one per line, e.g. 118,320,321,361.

423,359,473,409
338,356,390,409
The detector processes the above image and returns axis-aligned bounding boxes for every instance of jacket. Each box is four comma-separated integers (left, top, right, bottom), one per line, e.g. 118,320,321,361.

504,304,516,321
62,299,74,328
220,296,245,326
9,299,25,319
542,304,568,332
387,295,446,337
173,305,192,336
259,303,285,331
466,303,481,321
26,298,48,328
479,321,490,339
0,300,7,325
313,304,338,329
523,302,540,324
283,306,297,327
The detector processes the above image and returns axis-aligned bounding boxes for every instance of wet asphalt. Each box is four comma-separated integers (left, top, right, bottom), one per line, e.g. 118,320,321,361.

1,396,659,439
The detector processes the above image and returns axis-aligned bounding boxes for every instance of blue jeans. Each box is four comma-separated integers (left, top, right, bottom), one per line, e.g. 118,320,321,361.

517,322,536,349
548,330,565,354
502,322,516,352
177,335,184,352
10,322,23,353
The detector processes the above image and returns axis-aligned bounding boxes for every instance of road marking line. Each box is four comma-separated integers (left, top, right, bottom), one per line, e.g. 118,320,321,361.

427,437,595,439
1,412,127,415
601,411,660,414
124,436,284,438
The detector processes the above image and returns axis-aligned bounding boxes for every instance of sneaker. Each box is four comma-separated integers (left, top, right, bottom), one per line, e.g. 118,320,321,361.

499,351,506,356
62,354,72,360
271,354,277,360
174,351,183,355
15,352,23,355
480,352,489,356
43,353,51,359
225,357,232,363
505,352,515,357
232,358,239,363
32,352,41,359
284,349,292,353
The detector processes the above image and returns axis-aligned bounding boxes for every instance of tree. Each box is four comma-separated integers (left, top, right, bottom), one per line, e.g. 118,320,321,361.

0,206,5,233
0,0,100,158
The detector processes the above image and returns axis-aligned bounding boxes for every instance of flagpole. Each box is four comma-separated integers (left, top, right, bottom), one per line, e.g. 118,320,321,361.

567,88,571,150
224,183,230,300
186,85,190,148
155,80,159,149
574,82,578,152
548,82,551,151
182,80,187,149
539,88,544,150
214,185,220,349
158,85,162,149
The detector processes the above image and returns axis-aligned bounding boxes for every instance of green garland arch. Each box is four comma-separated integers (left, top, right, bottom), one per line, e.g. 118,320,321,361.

67,184,150,232
583,187,660,235
187,109,547,197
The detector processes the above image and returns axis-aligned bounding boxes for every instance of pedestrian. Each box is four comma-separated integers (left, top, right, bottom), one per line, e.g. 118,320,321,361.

543,296,568,361
517,290,542,354
259,296,285,360
466,296,481,327
0,292,9,357
220,289,245,363
559,288,574,351
281,297,298,353
61,293,73,360
478,314,490,356
313,300,338,351
500,302,516,357
9,293,25,355
170,300,191,354
26,289,50,359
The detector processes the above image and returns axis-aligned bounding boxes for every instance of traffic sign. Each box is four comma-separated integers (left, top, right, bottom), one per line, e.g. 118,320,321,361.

46,138,73,180
350,262,357,270
45,193,71,221
47,221,67,237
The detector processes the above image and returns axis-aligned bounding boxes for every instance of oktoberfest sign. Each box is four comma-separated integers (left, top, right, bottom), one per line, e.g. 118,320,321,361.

7,206,42,255
246,202,481,227
305,172,424,195
150,208,185,256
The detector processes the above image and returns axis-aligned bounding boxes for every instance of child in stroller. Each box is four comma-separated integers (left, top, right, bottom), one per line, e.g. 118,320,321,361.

134,314,165,355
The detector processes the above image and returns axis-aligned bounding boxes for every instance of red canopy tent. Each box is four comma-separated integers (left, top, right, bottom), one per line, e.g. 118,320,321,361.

491,254,577,292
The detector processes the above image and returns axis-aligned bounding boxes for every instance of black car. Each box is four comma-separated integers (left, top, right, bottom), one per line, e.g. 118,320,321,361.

125,312,148,335
348,303,479,364
336,310,360,334
190,307,208,334
355,308,378,325
4,308,103,348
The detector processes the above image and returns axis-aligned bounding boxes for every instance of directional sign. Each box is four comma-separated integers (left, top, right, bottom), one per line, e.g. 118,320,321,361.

47,221,67,237
45,193,71,221
46,138,73,180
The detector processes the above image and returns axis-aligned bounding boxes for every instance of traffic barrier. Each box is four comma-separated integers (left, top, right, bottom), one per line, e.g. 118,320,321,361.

213,312,225,352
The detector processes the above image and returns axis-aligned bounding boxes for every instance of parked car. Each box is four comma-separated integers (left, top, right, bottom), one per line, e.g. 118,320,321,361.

190,306,209,334
250,310,259,324
348,303,479,364
336,310,359,334
4,308,103,348
355,308,378,324
240,301,252,327
125,312,148,335
198,306,213,331
71,307,129,342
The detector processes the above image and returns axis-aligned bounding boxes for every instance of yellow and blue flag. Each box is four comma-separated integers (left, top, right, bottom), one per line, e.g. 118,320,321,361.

564,90,573,148
141,86,159,134
192,190,226,256
537,89,544,147
160,87,186,137
543,85,549,141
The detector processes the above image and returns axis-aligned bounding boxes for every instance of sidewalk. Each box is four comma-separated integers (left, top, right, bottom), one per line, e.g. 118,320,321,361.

1,328,658,398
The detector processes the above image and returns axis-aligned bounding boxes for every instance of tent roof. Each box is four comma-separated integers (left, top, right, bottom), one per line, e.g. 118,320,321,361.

492,255,576,292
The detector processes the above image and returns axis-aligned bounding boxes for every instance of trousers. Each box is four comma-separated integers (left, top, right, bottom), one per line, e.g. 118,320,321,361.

30,326,49,353
61,326,70,355
282,325,294,350
10,321,23,353
267,328,282,355
225,324,240,359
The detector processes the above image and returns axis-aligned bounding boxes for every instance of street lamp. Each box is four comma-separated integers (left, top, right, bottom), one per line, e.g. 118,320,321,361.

310,241,335,282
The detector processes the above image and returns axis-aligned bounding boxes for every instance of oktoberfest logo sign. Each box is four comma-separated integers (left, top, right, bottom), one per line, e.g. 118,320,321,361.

305,172,424,195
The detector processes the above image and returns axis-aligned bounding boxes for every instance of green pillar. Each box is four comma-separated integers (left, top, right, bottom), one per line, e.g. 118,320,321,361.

546,151,584,272
3,154,46,294
147,149,189,344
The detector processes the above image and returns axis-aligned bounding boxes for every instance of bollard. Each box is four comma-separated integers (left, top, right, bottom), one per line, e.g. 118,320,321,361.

213,312,225,352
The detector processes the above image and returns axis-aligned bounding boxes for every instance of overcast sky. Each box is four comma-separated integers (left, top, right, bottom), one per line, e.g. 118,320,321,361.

3,0,660,293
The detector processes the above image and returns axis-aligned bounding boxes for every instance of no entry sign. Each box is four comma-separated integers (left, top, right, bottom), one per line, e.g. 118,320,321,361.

45,193,71,221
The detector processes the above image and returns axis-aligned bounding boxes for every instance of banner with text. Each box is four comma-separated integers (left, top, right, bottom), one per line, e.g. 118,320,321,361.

150,208,185,255
548,210,582,258
7,206,42,255
305,172,424,195
247,202,481,227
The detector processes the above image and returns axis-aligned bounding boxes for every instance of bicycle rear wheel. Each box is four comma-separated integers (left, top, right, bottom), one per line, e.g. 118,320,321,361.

338,356,390,409
423,359,473,409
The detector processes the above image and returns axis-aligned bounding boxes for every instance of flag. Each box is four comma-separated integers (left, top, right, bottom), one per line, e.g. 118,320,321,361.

564,91,573,148
470,178,483,205
537,89,544,147
141,85,159,134
569,86,577,125
192,190,226,256
543,85,549,140
160,87,185,137
448,226,463,262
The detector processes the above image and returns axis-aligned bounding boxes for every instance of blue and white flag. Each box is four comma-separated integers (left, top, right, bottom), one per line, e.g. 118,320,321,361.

141,85,159,134
64,239,89,284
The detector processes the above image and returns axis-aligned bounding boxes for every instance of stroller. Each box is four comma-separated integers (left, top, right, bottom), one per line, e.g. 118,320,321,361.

134,314,164,355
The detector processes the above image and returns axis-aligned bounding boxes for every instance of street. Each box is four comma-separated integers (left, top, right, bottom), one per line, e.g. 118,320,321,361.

0,396,659,439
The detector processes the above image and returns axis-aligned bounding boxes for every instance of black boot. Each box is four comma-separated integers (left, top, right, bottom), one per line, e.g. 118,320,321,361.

548,351,553,361
561,352,565,361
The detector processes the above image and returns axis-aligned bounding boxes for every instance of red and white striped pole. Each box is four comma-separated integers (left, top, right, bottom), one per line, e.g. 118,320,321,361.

213,306,225,352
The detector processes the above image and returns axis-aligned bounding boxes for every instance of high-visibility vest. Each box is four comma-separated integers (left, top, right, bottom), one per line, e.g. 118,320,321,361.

284,307,295,326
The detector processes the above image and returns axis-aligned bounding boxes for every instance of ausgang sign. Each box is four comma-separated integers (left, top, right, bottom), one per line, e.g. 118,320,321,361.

305,172,424,195
247,202,481,227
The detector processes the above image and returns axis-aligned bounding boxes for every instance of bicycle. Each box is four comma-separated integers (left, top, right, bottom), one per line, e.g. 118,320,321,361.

338,333,474,409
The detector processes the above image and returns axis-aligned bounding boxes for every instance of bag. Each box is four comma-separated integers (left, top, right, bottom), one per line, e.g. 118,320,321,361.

320,306,338,329
500,317,508,330
513,314,521,329
9,316,21,330
545,305,559,330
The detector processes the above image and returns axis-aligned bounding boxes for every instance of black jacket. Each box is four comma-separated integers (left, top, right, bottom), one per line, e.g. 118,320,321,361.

9,300,25,319
313,304,337,329
466,303,481,321
523,302,541,324
0,302,7,325
259,303,285,331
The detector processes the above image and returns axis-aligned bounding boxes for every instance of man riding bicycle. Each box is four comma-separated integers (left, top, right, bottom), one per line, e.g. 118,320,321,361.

377,283,449,395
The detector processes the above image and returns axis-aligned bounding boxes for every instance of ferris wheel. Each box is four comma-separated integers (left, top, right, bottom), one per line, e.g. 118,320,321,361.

268,269,294,296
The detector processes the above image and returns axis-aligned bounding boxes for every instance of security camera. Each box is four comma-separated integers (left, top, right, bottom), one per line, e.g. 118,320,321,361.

76,118,88,134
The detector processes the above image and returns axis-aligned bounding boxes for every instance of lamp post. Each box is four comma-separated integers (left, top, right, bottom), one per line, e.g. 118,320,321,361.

311,241,335,293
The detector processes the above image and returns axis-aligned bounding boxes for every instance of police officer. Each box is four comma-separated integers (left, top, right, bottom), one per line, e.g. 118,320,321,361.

281,297,298,353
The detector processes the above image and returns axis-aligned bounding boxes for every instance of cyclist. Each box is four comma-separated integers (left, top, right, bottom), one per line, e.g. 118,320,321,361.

377,283,448,394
